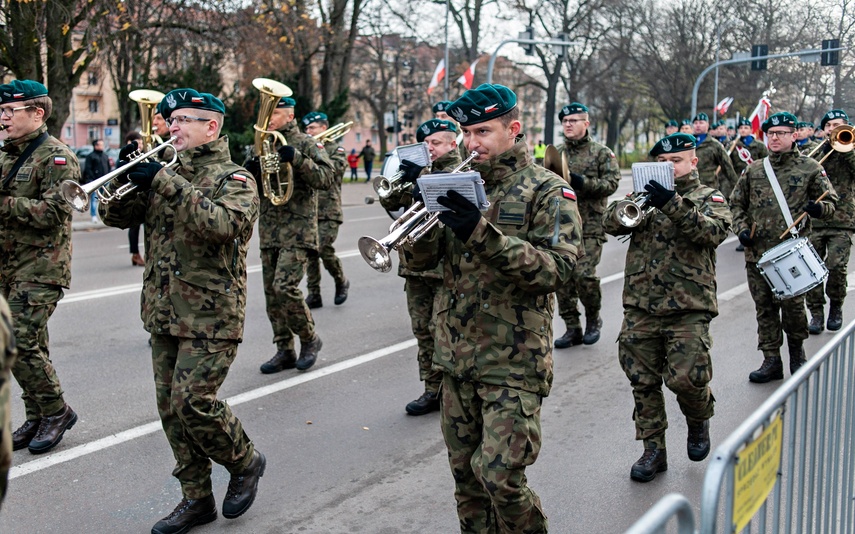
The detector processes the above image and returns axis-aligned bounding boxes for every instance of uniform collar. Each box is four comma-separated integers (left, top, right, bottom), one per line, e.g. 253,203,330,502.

1,124,47,155
176,136,231,172
696,133,708,144
472,135,532,184
675,169,701,193
281,120,299,136
564,131,591,149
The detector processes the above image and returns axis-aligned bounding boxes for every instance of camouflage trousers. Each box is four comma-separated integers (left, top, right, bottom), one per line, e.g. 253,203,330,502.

746,262,808,355
151,334,254,499
404,275,442,394
440,374,548,534
557,235,603,329
306,220,346,295
261,247,315,351
806,229,853,314
618,309,715,450
0,368,11,509
3,281,65,420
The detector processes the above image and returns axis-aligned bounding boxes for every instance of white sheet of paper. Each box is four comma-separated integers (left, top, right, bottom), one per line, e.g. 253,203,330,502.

417,171,489,212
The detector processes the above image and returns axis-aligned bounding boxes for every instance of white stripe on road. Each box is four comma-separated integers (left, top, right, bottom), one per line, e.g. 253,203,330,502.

9,339,418,480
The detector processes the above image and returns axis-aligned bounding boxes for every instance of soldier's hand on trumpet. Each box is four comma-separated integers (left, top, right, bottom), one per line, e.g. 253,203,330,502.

643,181,676,210
399,160,425,184
437,190,482,242
127,161,163,192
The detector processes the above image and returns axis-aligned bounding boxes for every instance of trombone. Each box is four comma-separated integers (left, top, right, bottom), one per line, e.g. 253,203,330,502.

252,78,294,205
358,150,479,273
805,124,855,165
313,121,353,144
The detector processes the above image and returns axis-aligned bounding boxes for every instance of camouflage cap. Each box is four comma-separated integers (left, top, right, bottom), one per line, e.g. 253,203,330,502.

820,109,849,130
649,133,697,157
0,79,49,104
161,88,225,119
796,121,815,129
762,111,797,132
432,101,453,114
277,97,297,109
692,112,709,123
302,111,328,126
416,119,458,142
558,102,589,121
447,83,517,126
666,119,679,127
738,118,751,127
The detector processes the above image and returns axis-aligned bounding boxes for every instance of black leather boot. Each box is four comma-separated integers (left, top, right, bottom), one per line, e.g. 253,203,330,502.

788,340,807,375
259,348,296,374
296,335,322,371
630,448,667,482
28,404,77,454
809,314,825,335
582,316,603,345
12,419,40,451
687,420,711,461
305,293,322,309
748,356,784,383
735,242,745,252
405,391,440,416
223,451,266,519
554,327,583,348
334,279,350,305
151,494,217,534
828,303,844,331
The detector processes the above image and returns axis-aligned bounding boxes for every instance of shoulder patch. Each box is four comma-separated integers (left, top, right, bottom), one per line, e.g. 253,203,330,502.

710,194,725,203
821,169,828,178
562,187,577,201
336,146,345,153
316,142,325,150
231,174,248,182
609,152,616,159
53,156,67,165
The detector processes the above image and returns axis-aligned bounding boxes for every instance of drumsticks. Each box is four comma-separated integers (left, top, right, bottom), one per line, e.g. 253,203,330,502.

779,191,829,240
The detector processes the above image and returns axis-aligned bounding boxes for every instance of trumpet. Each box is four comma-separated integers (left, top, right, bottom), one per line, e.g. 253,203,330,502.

358,150,479,272
0,124,6,132
806,124,855,165
313,121,353,144
61,137,179,212
611,192,651,228
373,142,431,199
252,78,294,205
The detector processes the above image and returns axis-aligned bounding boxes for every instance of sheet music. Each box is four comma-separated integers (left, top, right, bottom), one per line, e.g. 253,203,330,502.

396,142,431,168
417,172,490,212
631,162,675,192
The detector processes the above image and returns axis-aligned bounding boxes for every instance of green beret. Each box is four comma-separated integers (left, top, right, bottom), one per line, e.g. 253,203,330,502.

693,112,709,122
559,102,589,121
432,101,453,114
666,119,679,128
156,98,167,117
681,119,692,126
416,119,458,142
447,84,517,126
649,133,697,157
715,120,727,127
0,79,48,104
762,111,797,132
277,97,296,109
820,109,849,130
161,88,225,118
738,118,751,127
301,111,328,126
796,121,814,129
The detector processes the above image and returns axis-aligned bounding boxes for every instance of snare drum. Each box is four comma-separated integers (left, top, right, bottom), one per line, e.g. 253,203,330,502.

757,236,828,300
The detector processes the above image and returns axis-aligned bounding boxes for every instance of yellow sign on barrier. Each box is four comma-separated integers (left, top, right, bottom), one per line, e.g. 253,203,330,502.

733,415,783,531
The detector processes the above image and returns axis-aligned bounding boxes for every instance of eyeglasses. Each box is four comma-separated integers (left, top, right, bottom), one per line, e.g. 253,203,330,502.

766,130,794,138
166,115,211,126
0,105,33,118
562,119,586,125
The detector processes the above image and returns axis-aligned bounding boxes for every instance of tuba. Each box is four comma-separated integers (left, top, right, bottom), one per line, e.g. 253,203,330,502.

252,78,294,205
129,89,165,152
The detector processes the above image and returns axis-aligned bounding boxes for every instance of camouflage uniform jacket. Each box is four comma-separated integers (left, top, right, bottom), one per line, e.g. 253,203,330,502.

730,146,838,263
258,120,334,251
381,149,462,279
317,139,347,223
100,136,259,341
0,125,75,288
405,138,583,396
604,169,732,316
696,134,739,198
558,132,620,239
811,146,855,230
729,137,769,176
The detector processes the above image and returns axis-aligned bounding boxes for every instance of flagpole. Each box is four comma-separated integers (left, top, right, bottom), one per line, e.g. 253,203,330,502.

713,19,738,121
443,0,450,100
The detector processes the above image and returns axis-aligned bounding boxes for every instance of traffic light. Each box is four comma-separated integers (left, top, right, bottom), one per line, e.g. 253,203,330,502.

518,26,534,56
821,39,840,66
554,33,569,58
751,44,768,70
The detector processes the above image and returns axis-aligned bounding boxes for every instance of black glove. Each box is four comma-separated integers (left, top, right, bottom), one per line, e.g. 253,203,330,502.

399,160,425,184
437,190,482,242
644,181,677,210
244,157,261,179
278,145,296,164
738,229,755,247
804,200,822,218
411,181,423,204
127,161,163,191
119,142,139,161
569,172,584,191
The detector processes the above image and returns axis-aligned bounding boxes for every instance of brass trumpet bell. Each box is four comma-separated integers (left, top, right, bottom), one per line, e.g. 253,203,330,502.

252,78,294,205
612,193,650,228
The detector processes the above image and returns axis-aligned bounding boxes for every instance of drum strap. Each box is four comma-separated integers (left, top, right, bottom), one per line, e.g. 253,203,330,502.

762,157,797,237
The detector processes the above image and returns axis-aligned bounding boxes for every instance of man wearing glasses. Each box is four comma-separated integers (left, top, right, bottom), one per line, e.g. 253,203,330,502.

100,88,265,533
0,80,79,455
731,112,837,383
553,102,620,349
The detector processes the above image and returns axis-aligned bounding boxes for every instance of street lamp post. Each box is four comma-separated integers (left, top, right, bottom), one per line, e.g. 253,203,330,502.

443,0,450,100
713,19,738,121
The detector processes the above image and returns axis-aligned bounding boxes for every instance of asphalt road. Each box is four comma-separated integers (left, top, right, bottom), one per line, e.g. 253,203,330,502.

2,176,851,534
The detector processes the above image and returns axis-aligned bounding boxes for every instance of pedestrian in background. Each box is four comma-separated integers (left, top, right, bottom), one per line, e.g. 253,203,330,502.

359,139,376,182
347,148,359,181
82,138,110,223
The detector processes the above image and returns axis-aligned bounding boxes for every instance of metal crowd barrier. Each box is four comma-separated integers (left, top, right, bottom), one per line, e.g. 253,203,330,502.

623,493,696,534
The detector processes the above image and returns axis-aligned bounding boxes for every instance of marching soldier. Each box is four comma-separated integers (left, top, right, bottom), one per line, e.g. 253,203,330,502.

679,119,693,134
693,112,739,198
554,102,620,348
712,120,729,144
302,111,350,309
604,133,731,482
665,119,679,136
0,80,79,455
729,118,769,177
380,119,461,416
796,121,819,154
247,97,335,374
806,109,855,334
100,88,265,532
432,101,453,121
0,295,16,509
406,84,583,533
731,112,837,383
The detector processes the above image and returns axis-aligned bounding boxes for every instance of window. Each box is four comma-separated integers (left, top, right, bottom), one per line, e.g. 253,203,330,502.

87,72,98,86
88,99,98,113
87,126,101,141
65,126,72,138
355,132,362,142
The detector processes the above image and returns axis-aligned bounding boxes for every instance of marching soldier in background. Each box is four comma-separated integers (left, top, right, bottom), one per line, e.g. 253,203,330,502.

730,118,768,176
712,120,728,144
679,119,693,134
665,119,679,136
806,109,855,334
247,97,335,374
100,88,265,532
0,295,16,509
797,121,819,154
0,80,79,455
432,101,453,121
406,84,583,533
604,133,731,482
380,119,461,416
554,102,620,348
302,111,350,309
693,112,739,198
731,112,837,383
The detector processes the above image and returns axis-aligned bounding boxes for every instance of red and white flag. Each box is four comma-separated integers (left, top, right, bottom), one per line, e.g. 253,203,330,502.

456,58,481,90
427,59,445,96
748,96,772,143
715,97,734,116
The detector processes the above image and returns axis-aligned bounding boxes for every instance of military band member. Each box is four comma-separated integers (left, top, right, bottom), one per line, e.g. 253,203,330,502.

731,112,837,383
806,109,855,334
0,80,78,455
693,112,739,198
406,84,583,533
712,120,728,144
730,118,769,177
100,88,265,532
554,102,620,348
302,111,350,309
665,119,679,136
432,101,453,121
0,295,16,509
796,121,819,155
679,119,693,134
604,133,731,482
247,97,335,374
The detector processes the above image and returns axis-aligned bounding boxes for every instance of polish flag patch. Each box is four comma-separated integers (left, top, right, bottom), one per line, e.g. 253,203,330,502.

231,174,248,182
484,103,499,113
12,93,24,99
710,194,725,203
562,187,576,200
53,156,67,165
316,142,325,150
191,97,204,103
